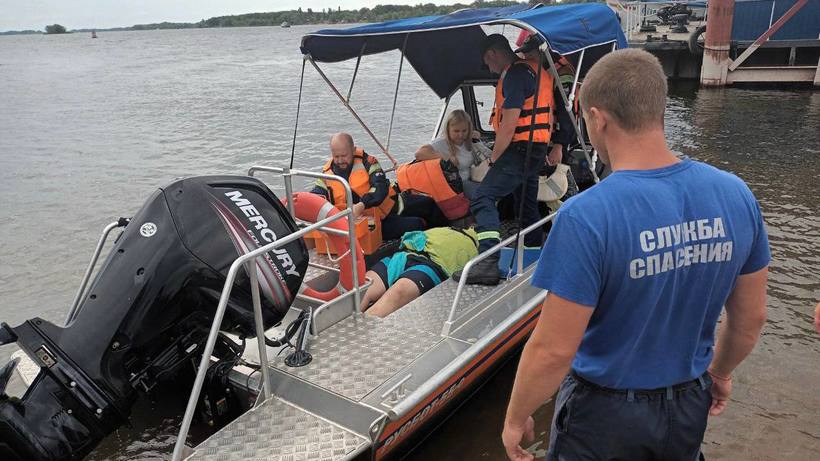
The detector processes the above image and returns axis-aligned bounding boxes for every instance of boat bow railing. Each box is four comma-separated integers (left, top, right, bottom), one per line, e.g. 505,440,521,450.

391,288,547,420
442,211,556,336
171,166,364,461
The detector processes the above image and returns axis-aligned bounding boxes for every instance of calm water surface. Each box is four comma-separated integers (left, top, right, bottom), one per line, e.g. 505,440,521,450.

1,26,818,460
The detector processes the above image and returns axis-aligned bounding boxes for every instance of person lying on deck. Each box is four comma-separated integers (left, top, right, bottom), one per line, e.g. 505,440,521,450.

361,227,479,317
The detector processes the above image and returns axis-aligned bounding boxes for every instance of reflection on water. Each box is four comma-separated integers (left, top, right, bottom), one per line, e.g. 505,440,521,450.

0,27,818,460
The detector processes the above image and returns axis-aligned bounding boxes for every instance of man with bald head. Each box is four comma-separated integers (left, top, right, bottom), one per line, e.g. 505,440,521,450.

312,133,439,240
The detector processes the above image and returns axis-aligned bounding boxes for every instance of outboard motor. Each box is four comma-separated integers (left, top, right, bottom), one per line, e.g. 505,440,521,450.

0,175,308,461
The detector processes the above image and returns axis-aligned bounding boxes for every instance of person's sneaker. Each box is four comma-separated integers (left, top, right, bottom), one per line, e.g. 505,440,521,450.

452,253,500,286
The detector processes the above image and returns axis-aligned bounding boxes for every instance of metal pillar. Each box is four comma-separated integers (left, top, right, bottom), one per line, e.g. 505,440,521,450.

700,0,735,87
814,53,820,87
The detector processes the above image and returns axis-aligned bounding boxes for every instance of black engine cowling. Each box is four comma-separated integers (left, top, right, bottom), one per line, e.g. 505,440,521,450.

0,175,307,460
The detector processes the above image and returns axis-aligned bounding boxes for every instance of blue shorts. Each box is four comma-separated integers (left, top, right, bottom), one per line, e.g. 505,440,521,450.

370,252,446,295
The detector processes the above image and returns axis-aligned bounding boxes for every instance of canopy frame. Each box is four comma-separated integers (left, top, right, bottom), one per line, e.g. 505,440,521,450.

307,55,399,170
385,34,410,159
297,4,626,178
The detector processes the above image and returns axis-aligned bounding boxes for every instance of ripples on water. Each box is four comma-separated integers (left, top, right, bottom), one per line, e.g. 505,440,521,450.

0,26,817,460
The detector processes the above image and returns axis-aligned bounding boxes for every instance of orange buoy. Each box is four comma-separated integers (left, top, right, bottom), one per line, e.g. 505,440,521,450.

285,192,366,301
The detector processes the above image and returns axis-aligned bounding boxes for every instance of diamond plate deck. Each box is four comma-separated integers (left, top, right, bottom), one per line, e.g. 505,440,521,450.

187,397,368,461
388,277,512,335
270,314,439,401
305,251,339,281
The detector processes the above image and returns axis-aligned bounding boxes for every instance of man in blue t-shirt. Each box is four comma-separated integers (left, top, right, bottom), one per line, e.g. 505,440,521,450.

501,49,770,461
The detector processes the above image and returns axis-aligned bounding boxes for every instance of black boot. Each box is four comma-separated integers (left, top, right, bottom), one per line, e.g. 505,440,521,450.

452,253,500,286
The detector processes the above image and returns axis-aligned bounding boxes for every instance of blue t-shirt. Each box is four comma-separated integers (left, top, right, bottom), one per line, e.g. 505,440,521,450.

531,159,770,389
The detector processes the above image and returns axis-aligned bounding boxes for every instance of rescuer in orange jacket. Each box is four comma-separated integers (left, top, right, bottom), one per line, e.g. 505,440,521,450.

453,34,574,286
311,133,444,240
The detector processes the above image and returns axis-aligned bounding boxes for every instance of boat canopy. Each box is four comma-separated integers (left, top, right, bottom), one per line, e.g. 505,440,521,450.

301,3,627,98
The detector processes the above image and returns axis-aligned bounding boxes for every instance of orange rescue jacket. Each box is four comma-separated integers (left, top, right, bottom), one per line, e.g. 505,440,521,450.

322,148,396,219
490,58,555,144
396,159,469,220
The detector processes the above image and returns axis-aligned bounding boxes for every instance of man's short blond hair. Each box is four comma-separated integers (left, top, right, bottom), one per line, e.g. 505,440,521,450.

579,48,667,132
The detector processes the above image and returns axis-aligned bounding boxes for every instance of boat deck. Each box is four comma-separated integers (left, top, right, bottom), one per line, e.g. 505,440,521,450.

185,248,545,460
187,396,368,461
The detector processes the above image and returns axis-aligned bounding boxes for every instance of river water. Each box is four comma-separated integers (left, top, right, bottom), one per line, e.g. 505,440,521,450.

0,26,818,460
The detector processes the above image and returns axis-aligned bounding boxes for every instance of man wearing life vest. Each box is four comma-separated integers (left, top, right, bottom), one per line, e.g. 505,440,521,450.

360,227,479,317
517,30,583,206
454,34,573,286
311,133,436,240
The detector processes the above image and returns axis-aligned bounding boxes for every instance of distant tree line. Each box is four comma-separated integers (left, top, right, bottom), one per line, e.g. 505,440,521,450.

0,1,604,35
175,1,601,29
44,24,68,34
0,29,40,35
133,1,525,29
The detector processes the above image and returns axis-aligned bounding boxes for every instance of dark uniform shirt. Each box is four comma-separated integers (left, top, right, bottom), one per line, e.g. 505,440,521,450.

501,61,574,147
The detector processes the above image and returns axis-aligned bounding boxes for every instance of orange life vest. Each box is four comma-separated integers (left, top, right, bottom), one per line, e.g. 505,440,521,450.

396,159,469,220
490,58,555,144
322,148,396,220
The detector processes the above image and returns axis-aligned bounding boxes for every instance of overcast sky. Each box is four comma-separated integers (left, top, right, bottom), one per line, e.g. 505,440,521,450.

0,1,470,31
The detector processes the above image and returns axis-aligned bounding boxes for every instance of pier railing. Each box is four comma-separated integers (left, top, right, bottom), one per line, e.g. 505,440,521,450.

613,1,706,42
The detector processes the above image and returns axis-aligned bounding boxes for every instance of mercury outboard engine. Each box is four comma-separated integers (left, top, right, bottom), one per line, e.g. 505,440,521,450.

0,175,308,461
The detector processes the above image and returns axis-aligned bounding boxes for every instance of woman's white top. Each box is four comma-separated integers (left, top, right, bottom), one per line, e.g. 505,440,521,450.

430,137,491,183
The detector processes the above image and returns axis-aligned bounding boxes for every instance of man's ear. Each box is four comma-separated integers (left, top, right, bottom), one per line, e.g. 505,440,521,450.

588,107,606,132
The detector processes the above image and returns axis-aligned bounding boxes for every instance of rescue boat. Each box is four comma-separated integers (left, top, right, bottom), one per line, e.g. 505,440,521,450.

2,3,625,461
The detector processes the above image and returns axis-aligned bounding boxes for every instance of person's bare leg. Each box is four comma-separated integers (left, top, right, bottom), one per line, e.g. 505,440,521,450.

360,271,386,313
366,278,421,318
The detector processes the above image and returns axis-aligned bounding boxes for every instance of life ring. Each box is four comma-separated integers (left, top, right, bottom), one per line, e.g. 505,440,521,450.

285,192,366,301
688,25,706,55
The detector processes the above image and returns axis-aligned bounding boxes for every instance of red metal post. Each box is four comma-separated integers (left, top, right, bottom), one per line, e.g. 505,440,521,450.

700,0,736,87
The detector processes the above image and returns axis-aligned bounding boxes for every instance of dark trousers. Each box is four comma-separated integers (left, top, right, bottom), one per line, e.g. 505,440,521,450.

471,142,548,252
381,214,424,241
548,372,712,461
381,192,445,241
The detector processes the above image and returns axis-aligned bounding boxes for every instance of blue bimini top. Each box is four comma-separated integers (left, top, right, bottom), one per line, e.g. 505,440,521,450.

300,3,627,98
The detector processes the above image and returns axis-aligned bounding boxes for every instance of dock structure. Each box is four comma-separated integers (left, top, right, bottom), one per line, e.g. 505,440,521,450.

615,0,820,86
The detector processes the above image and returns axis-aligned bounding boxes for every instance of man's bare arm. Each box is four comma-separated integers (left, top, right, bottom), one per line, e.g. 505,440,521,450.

502,293,592,460
709,267,768,378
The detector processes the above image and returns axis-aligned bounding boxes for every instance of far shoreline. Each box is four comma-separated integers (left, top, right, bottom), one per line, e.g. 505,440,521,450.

0,1,529,35
0,24,343,37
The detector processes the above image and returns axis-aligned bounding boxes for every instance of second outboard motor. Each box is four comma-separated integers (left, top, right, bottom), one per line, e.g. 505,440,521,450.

0,175,308,461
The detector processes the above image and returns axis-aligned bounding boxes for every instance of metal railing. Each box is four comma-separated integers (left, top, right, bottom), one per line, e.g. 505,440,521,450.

248,165,363,312
442,212,556,336
171,167,366,461
614,1,706,42
65,218,129,325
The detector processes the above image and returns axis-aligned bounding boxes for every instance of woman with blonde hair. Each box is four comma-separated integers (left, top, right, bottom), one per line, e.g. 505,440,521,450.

415,109,491,199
